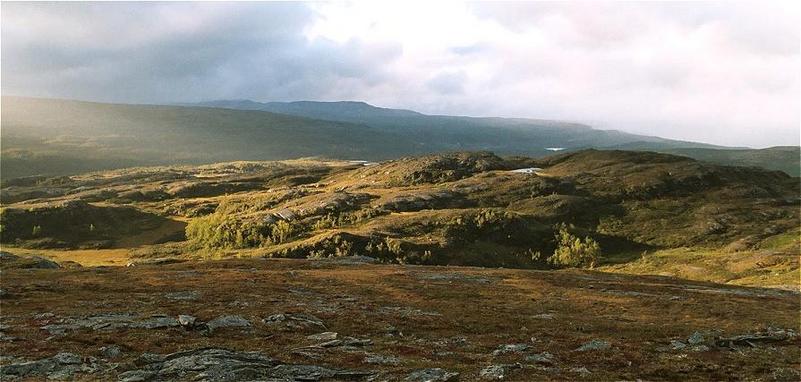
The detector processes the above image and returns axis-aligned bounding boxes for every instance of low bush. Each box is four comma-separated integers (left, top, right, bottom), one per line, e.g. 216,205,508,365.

548,224,601,268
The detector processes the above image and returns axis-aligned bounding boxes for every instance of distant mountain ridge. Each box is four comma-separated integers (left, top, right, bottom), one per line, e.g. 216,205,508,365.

189,99,725,151
1,96,798,181
192,99,798,175
196,99,425,120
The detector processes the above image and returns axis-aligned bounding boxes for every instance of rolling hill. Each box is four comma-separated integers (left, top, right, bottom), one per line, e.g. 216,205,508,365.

3,97,798,183
2,149,797,287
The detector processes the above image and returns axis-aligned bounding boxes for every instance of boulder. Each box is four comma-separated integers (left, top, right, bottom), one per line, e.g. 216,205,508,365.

0,352,103,380
205,315,251,332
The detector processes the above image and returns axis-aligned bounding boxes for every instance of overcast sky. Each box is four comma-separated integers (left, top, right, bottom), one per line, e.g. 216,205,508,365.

2,1,799,147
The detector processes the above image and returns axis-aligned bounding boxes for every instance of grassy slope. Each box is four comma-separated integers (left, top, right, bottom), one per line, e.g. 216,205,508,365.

617,145,801,177
601,230,800,290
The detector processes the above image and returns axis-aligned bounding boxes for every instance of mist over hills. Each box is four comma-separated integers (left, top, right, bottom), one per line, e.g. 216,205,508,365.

192,99,721,152
2,96,798,182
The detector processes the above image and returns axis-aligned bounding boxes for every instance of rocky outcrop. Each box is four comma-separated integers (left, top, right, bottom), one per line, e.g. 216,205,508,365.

116,348,373,382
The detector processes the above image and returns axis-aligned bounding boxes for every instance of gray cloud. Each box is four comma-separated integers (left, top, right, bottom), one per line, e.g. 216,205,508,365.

1,2,399,103
1,1,798,147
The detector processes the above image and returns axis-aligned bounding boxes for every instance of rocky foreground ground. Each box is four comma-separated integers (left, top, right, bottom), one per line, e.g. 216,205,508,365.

0,255,799,381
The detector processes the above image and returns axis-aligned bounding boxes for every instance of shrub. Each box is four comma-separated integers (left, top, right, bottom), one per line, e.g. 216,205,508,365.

312,214,339,230
186,213,271,249
271,220,293,244
549,224,601,268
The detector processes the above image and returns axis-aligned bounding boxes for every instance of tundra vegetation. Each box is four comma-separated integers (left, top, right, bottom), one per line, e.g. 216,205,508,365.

0,150,798,381
1,150,797,285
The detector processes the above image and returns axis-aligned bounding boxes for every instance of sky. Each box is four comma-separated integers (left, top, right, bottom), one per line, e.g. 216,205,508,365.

2,1,799,148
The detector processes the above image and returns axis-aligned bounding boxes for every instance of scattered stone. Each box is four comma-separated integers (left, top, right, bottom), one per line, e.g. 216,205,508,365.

405,368,459,382
163,291,200,301
492,343,529,356
205,315,251,332
570,366,591,375
525,352,554,365
364,353,401,366
118,369,157,382
480,364,521,380
52,352,82,365
263,313,326,331
117,348,372,382
575,339,610,352
177,315,197,328
433,336,469,348
670,340,686,350
716,327,798,348
307,331,338,341
687,331,707,345
136,315,180,330
33,312,55,320
688,345,710,352
0,352,103,380
317,336,372,348
379,306,441,318
100,345,123,359
41,313,180,335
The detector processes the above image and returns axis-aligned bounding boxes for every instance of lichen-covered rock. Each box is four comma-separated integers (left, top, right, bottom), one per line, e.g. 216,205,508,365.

40,313,179,336
263,313,326,332
575,339,610,352
405,368,460,382
204,315,251,333
492,344,529,356
116,348,372,382
480,364,521,380
0,352,104,380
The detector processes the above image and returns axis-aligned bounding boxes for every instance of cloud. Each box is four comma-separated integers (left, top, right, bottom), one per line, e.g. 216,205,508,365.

2,1,798,147
1,2,400,103
427,71,467,95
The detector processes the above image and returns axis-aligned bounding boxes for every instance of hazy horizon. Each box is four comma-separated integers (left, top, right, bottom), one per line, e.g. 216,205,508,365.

2,1,799,148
